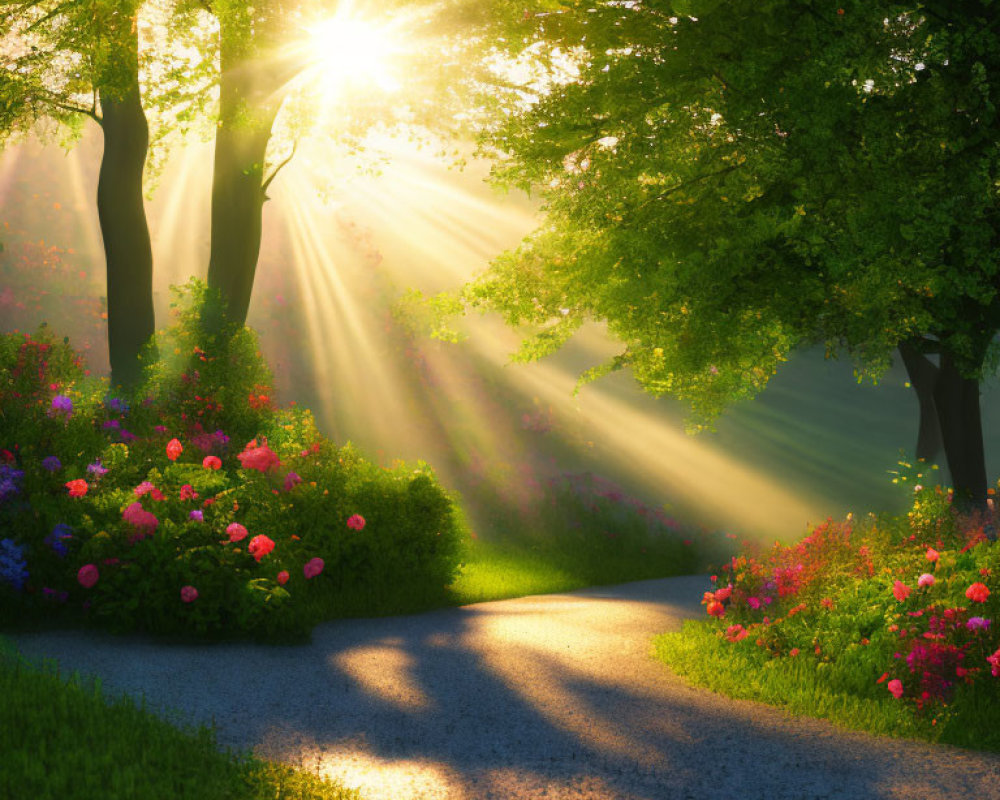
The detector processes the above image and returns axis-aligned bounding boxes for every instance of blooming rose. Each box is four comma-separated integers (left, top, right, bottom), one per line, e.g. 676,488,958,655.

203,455,222,470
887,679,904,699
346,514,366,531
248,534,275,562
65,479,88,498
77,563,99,588
237,440,280,472
966,582,991,603
277,570,290,585
303,557,324,580
892,581,911,602
166,438,183,461
180,585,198,603
917,573,935,588
226,523,248,543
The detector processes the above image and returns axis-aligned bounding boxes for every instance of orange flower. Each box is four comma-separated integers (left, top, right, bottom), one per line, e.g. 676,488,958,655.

65,479,88,497
166,438,183,461
966,582,991,603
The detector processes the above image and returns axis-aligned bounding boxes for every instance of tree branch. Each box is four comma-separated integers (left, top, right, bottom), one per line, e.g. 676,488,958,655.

261,139,297,198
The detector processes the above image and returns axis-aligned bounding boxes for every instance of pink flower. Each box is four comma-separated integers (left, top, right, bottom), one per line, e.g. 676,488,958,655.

77,563,99,588
236,440,280,472
276,570,289,585
303,557,324,580
917,573,935,588
283,471,302,492
966,582,991,603
887,679,904,699
65,479,88,497
725,624,747,642
892,581,911,602
746,596,761,610
988,648,1000,677
180,585,198,603
714,584,733,602
346,514,366,531
203,455,222,470
248,534,275,562
180,484,198,501
134,481,156,497
226,523,248,543
122,501,159,533
926,548,939,562
166,438,183,461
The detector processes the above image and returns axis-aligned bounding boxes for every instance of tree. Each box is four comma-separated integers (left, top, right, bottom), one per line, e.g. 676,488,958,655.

462,0,1000,510
1,0,155,389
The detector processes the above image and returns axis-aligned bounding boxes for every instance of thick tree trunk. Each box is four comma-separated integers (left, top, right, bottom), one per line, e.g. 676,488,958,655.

97,75,154,390
897,340,944,463
933,350,988,513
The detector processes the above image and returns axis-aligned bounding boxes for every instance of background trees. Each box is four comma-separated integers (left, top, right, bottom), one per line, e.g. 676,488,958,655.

464,0,1000,510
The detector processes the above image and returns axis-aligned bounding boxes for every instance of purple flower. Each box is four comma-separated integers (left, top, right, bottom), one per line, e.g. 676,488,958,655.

87,461,108,479
154,425,168,435
42,456,62,472
967,617,991,632
51,395,73,415
103,419,121,430
105,395,129,414
0,538,28,591
0,465,24,503
284,471,302,491
44,524,74,558
189,509,204,522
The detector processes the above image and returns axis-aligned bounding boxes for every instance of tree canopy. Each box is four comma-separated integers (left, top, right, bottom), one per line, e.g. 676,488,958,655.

462,0,1000,505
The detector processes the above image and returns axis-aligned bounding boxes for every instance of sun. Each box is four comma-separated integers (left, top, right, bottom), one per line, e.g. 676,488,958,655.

303,11,401,102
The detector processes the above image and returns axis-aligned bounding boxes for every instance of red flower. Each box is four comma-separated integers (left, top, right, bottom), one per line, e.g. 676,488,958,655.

966,582,991,603
892,580,911,602
166,438,183,461
203,455,222,470
237,440,280,472
277,570,290,585
226,523,248,543
706,600,725,618
926,548,939,562
248,534,275,562
346,514,366,531
180,585,198,603
65,479,88,497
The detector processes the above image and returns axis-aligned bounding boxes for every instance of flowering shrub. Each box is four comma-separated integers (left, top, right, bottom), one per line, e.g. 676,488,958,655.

0,289,466,641
693,484,998,735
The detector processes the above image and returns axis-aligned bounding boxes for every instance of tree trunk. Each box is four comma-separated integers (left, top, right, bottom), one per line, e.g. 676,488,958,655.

97,75,154,390
897,340,943,463
206,34,279,329
933,350,988,513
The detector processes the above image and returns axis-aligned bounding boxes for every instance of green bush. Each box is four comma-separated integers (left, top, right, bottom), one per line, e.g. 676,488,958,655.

0,283,466,642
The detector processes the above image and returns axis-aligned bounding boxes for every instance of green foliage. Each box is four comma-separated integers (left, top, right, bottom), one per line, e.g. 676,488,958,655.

656,490,1000,750
0,287,467,642
463,0,1000,429
0,642,361,799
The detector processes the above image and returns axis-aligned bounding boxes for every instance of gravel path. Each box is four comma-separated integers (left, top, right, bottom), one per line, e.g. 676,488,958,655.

10,575,1000,800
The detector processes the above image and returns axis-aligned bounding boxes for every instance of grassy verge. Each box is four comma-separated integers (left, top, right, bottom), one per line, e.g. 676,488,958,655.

653,485,1000,752
0,639,359,800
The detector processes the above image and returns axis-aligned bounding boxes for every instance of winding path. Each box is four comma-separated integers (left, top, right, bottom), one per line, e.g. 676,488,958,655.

11,575,1000,799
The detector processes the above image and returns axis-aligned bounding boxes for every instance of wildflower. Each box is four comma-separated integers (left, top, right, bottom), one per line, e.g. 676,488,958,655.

42,456,62,472
0,539,29,591
887,679,904,699
967,617,991,632
166,438,183,461
746,596,761,610
346,514,366,531
134,481,156,497
789,648,800,657
714,584,733,602
277,570,290,585
122,502,158,533
966,583,991,603
725,624,748,642
180,585,198,603
105,395,128,414
303,557,324,579
154,425,168,435
226,523,248,543
203,455,222,470
77,563,99,589
283,471,302,492
179,484,198,501
917,573,935,588
892,581,911,602
86,461,108,479
65,479,88,497
988,648,1000,677
236,440,280,472
44,524,73,557
189,510,204,522
926,548,939,562
51,395,73,416
821,597,834,610
248,534,275,562
706,600,725,618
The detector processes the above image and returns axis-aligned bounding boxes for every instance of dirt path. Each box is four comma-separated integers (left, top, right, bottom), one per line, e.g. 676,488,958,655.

11,575,1000,799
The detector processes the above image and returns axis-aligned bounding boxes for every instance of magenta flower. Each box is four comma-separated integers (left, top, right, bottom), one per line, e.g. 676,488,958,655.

77,563,99,589
122,501,158,533
303,557,324,580
967,617,991,632
226,523,248,543
988,648,1000,677
189,509,204,522
887,679,904,699
346,514,366,531
283,471,302,492
51,395,73,415
180,585,198,603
